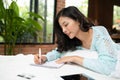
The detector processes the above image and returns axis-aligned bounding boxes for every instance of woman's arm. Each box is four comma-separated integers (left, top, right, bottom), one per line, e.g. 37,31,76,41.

56,56,84,65
45,48,61,61
83,26,118,75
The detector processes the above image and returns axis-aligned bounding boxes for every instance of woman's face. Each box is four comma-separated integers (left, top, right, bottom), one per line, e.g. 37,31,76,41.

58,16,80,39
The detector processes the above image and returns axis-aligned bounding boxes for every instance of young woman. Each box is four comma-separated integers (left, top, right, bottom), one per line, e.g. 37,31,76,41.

34,6,120,75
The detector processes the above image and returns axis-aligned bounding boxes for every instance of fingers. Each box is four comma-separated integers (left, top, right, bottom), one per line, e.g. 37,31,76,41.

34,54,47,64
34,54,39,64
55,59,63,64
56,56,84,65
56,56,72,64
56,56,79,64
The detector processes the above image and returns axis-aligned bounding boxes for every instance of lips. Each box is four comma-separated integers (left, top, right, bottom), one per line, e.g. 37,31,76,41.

66,32,71,37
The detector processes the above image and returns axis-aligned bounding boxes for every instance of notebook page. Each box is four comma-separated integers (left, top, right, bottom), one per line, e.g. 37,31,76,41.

31,60,64,68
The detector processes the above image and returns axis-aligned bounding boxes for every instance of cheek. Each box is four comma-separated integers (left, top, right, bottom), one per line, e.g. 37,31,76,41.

67,25,75,30
70,26,79,32
67,22,80,32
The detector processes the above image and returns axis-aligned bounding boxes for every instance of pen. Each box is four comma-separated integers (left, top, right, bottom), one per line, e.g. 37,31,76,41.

39,48,41,64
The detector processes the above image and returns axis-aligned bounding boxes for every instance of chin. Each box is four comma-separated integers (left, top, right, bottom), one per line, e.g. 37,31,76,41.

69,36,74,39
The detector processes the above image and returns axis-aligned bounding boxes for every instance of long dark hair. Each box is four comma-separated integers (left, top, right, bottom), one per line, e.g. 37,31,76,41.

54,6,94,53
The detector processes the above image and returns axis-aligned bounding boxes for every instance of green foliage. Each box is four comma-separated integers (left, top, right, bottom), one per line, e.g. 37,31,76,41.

113,6,120,23
0,0,44,55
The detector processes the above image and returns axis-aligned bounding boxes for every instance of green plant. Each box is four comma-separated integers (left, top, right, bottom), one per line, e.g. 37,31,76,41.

0,0,44,55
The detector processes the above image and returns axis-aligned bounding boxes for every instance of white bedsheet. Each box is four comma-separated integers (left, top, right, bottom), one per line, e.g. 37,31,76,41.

0,54,119,80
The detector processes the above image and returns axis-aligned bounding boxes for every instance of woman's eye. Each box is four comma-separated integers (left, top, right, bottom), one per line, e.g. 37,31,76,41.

64,24,68,27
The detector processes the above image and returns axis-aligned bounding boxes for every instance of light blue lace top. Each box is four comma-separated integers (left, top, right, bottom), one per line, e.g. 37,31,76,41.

46,26,120,75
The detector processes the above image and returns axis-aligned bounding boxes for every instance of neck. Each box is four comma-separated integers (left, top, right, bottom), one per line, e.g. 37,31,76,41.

77,29,92,41
76,29,93,49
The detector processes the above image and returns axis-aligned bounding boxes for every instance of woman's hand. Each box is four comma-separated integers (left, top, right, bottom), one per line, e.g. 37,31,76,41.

56,56,84,65
34,54,47,64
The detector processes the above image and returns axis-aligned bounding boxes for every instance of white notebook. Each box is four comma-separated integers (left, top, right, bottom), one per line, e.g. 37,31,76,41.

31,60,64,68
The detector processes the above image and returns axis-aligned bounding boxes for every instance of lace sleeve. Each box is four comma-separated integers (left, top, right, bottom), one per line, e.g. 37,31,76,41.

95,26,118,57
82,26,120,75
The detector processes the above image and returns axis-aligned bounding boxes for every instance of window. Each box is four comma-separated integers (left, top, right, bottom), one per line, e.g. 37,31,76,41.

112,5,120,32
65,0,88,17
0,0,56,44
34,0,56,43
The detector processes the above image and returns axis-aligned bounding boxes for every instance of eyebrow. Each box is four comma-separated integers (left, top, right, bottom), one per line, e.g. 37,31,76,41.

62,21,66,25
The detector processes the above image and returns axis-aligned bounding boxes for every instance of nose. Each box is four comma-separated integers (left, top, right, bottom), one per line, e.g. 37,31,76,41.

62,27,67,34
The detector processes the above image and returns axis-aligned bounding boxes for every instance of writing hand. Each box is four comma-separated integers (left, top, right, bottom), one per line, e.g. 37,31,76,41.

34,54,47,64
